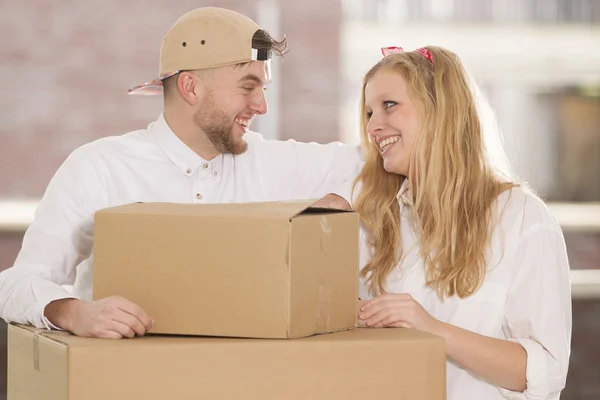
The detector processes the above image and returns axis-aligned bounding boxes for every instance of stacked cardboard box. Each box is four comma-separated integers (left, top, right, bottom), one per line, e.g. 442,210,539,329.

93,201,360,339
8,201,446,400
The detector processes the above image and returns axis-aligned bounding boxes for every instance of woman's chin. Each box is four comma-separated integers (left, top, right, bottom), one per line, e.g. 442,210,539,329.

382,159,404,176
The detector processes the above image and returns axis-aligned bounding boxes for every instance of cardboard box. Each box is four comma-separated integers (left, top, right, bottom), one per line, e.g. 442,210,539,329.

92,201,360,338
8,324,446,400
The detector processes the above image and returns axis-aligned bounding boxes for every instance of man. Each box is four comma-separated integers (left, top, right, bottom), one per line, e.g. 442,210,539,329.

0,7,362,339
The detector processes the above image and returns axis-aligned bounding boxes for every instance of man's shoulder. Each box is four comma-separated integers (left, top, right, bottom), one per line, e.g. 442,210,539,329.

55,126,156,177
69,127,155,160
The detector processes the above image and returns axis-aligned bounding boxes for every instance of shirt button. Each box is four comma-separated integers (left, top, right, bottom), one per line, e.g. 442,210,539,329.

186,168,192,174
213,172,218,177
196,193,203,200
202,163,209,169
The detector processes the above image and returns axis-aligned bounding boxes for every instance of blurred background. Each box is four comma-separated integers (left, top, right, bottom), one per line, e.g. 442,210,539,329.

1,0,599,398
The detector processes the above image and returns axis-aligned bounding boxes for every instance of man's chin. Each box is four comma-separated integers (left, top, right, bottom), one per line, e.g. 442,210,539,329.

231,146,248,156
227,139,248,156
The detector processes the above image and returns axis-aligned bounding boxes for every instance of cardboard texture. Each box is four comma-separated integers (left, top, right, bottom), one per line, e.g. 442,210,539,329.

92,201,360,338
8,324,447,400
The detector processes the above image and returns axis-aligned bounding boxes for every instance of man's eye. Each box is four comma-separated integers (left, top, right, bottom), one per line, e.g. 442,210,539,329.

242,86,255,91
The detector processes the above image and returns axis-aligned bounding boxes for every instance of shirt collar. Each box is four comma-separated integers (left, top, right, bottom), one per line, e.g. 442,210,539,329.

396,179,413,207
150,113,211,177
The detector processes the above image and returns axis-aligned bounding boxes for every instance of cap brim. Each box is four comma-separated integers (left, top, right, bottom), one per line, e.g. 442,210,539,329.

126,71,179,96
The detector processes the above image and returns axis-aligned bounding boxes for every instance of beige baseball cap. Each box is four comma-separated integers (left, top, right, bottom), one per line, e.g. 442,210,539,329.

127,7,270,95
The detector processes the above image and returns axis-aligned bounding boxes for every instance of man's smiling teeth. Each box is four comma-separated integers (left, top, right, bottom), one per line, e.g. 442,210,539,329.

235,118,250,127
379,136,399,152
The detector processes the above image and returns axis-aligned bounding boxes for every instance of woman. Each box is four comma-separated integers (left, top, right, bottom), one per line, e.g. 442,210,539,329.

353,46,571,400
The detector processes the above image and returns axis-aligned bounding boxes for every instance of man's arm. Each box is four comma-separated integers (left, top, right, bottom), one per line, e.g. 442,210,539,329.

0,147,100,328
257,136,363,206
0,145,153,337
311,193,353,210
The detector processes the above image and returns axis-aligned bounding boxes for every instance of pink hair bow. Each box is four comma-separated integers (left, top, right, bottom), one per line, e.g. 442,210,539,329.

381,46,434,64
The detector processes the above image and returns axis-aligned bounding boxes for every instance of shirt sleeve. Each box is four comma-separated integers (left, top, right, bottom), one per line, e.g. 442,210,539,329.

256,136,364,204
0,145,107,329
500,224,572,400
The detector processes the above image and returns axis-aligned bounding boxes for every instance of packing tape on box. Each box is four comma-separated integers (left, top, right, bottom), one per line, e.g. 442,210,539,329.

316,283,332,331
32,334,39,371
27,326,71,372
319,216,332,252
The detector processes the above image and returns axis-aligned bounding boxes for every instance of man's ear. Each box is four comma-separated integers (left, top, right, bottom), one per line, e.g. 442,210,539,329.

176,72,204,106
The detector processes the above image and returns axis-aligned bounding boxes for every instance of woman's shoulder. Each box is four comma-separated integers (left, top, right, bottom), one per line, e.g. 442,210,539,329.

495,184,562,237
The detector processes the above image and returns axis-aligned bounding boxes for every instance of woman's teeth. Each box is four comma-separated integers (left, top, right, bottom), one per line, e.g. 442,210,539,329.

379,136,399,152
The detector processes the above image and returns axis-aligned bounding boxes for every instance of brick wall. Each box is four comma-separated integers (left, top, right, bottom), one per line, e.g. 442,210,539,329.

0,0,342,199
279,0,342,143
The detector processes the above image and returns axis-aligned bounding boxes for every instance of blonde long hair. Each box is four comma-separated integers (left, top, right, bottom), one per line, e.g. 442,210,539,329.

353,46,518,298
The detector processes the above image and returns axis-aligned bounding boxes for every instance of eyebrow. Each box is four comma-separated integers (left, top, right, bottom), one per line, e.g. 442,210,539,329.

239,74,262,84
239,74,270,85
376,92,398,98
365,93,399,105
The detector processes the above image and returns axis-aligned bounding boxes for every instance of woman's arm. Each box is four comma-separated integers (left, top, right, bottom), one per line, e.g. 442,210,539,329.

437,321,527,391
359,294,527,391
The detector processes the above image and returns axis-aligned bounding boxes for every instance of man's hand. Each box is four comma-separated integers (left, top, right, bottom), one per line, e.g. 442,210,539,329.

44,296,154,339
312,193,352,210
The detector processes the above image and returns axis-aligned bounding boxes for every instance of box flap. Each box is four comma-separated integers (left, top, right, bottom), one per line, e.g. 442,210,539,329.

95,200,353,220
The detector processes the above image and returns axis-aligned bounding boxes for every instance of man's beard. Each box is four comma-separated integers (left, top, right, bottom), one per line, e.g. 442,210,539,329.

193,94,248,155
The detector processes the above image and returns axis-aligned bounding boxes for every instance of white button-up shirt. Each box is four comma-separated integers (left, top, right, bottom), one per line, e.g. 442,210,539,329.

0,114,363,329
358,184,572,400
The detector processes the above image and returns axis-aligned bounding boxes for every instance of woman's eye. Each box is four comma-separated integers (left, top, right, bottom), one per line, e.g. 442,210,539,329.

383,101,397,109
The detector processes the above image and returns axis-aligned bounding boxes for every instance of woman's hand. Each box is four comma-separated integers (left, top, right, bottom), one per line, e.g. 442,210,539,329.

358,293,443,335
